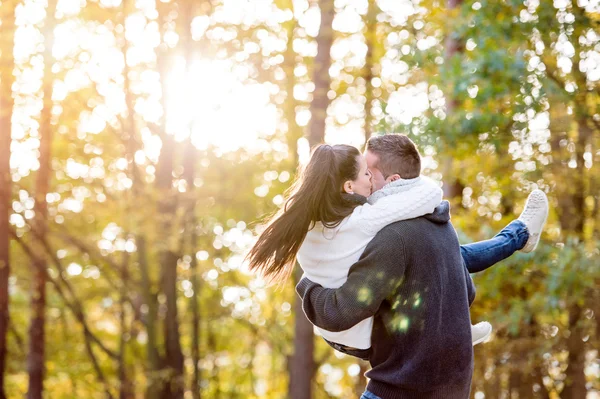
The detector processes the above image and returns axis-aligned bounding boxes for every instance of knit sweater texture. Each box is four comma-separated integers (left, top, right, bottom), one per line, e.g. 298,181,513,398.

296,177,443,349
296,201,476,399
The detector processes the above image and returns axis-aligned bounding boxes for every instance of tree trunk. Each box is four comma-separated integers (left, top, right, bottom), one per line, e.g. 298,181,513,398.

155,3,184,397
518,369,532,398
0,3,16,398
118,254,134,399
362,0,377,143
441,0,465,201
482,360,497,399
26,2,56,397
156,104,184,397
180,2,201,397
555,121,589,234
289,269,315,399
120,1,160,395
137,237,160,398
307,0,335,149
185,144,201,399
561,304,587,399
207,323,220,399
559,120,591,399
508,367,522,399
283,17,301,165
532,364,550,399
157,114,184,399
288,2,335,397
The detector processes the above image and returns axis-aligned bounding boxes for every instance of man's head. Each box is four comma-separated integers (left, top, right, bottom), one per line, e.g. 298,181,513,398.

365,134,421,192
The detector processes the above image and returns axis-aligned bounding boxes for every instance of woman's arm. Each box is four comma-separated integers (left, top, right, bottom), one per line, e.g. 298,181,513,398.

354,176,443,236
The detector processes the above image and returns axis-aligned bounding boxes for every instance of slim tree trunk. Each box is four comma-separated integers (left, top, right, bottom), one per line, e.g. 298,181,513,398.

307,0,335,149
562,304,587,399
27,2,56,397
560,120,590,399
184,145,201,399
482,360,495,399
508,367,522,399
533,365,551,399
207,323,220,399
283,11,316,397
362,0,377,143
155,3,184,397
441,0,465,200
0,3,17,398
180,2,201,397
137,237,160,397
283,17,301,165
118,254,134,399
157,105,184,399
120,1,160,395
518,370,533,398
288,2,335,398
289,271,315,399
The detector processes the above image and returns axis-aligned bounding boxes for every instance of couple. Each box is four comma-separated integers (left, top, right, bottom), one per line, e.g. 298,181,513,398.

247,134,548,398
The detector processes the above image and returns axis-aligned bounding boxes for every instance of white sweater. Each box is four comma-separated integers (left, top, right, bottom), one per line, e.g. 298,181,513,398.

296,176,443,349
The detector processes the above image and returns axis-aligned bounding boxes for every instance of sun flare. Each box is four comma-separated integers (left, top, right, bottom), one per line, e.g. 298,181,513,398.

164,57,279,153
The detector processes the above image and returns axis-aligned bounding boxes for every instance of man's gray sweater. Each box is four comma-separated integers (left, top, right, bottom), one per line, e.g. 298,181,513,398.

296,201,476,399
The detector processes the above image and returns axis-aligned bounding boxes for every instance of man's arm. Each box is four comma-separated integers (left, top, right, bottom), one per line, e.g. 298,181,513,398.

295,228,407,332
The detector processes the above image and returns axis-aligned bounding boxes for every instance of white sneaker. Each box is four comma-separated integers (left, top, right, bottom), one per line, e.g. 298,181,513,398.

472,321,492,346
517,189,549,253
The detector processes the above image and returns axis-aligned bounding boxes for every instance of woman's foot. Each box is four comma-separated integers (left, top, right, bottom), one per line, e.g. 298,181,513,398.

518,189,549,253
472,321,492,346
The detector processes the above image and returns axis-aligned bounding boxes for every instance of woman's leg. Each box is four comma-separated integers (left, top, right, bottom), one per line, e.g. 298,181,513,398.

460,220,529,273
360,391,382,399
460,189,549,273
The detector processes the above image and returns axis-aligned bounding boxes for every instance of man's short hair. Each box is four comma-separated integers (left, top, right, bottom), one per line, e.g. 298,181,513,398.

366,134,421,179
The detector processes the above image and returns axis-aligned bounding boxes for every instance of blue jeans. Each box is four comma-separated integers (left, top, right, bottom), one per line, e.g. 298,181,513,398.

460,220,529,273
361,391,381,399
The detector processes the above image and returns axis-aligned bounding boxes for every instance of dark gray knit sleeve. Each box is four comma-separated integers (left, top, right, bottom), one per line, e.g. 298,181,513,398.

463,261,476,306
295,227,407,332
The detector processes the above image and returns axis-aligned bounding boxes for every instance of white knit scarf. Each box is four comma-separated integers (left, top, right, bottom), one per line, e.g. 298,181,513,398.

367,176,435,205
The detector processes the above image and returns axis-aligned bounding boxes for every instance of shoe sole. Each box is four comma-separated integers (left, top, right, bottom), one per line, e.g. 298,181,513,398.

521,195,549,253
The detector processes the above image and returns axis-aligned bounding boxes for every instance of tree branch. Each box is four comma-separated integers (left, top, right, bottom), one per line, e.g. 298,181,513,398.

8,321,25,355
10,228,119,360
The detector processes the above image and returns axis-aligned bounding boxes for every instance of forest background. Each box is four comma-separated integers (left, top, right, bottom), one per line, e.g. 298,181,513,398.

0,0,598,398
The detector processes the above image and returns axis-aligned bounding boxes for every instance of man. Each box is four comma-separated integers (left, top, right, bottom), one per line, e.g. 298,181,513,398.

296,134,547,399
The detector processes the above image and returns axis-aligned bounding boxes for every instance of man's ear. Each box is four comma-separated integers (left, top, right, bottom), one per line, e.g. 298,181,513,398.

343,180,354,194
386,174,401,183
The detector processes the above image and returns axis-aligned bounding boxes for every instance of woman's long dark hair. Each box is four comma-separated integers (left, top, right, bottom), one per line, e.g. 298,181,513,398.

246,144,363,284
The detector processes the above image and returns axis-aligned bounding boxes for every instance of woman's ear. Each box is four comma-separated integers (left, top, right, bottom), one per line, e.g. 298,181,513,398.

343,181,354,194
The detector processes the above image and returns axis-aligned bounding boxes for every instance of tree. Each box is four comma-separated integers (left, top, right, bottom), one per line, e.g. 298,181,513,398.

179,1,202,397
289,1,335,398
154,1,185,396
362,0,378,143
26,1,58,397
307,0,335,149
0,2,16,397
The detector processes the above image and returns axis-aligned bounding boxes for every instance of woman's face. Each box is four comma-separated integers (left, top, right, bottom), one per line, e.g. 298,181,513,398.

344,155,372,197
